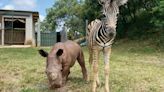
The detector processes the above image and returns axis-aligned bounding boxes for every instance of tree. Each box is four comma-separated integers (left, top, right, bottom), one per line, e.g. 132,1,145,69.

151,0,164,29
150,0,164,48
82,0,160,39
117,0,159,39
43,0,162,43
44,0,85,39
82,0,101,22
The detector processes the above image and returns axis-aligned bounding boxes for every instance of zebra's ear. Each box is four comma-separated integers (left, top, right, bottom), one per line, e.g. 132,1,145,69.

116,0,128,6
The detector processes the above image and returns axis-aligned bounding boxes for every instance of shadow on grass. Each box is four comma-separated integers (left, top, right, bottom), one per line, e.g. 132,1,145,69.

68,77,85,84
28,77,88,92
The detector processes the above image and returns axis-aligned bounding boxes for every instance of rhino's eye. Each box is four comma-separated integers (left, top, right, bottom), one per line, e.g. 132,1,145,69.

45,71,47,74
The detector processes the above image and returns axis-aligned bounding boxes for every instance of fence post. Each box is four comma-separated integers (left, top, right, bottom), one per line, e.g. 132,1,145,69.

85,19,88,44
2,16,4,46
85,19,88,35
37,19,41,47
60,26,67,42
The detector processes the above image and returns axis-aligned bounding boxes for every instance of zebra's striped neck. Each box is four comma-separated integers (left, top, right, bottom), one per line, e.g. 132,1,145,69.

101,0,119,29
94,19,116,47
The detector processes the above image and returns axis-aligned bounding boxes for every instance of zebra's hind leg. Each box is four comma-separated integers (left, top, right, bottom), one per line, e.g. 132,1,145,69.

103,47,111,92
89,51,93,81
91,49,99,92
96,72,100,87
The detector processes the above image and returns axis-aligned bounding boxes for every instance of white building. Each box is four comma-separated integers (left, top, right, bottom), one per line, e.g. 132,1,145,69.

0,9,40,46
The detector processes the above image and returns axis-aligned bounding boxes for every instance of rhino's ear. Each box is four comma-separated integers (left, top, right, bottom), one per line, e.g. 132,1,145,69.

56,49,63,57
116,0,128,6
38,49,48,57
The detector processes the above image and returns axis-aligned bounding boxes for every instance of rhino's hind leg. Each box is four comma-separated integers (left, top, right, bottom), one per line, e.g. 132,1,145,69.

77,50,88,81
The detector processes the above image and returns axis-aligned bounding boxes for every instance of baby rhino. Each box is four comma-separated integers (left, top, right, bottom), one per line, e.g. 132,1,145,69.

39,40,88,89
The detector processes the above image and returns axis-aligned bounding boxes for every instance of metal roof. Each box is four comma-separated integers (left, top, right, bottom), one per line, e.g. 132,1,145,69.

0,9,39,22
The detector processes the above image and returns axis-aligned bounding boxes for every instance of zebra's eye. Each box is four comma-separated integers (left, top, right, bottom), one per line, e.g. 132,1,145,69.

101,1,105,5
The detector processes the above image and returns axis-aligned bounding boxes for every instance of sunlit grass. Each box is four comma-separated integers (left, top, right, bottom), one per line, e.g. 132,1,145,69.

0,40,164,92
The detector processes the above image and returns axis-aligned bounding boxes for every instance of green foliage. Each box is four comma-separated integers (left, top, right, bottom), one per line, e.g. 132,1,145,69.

42,0,163,48
117,0,159,38
44,0,86,39
151,0,164,29
42,0,102,39
151,0,164,48
21,88,36,92
40,20,52,31
83,0,101,22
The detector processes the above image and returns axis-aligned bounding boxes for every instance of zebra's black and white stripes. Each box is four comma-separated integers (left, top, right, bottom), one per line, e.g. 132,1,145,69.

87,19,116,48
87,0,128,92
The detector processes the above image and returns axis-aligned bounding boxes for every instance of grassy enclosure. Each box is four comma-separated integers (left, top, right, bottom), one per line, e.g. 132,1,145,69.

0,40,164,92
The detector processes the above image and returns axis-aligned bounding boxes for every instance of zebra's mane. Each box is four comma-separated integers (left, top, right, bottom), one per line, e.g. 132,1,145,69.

110,0,128,6
96,0,128,28
103,0,128,14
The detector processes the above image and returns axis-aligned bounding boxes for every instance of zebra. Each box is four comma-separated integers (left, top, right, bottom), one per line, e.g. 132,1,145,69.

87,0,128,92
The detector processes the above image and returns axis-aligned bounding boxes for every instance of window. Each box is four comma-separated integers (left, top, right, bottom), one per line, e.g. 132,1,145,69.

4,18,25,30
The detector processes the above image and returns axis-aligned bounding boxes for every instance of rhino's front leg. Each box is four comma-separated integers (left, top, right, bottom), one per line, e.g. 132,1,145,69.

62,66,70,85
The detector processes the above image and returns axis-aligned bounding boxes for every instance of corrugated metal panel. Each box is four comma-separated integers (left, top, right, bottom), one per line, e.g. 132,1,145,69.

0,15,2,23
0,16,1,45
0,30,1,45
40,31,56,46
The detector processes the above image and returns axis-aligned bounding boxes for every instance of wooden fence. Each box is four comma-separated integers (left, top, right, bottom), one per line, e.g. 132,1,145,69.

4,29,25,45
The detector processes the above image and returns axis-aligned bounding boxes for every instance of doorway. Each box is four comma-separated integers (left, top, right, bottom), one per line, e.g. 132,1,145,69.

4,18,25,45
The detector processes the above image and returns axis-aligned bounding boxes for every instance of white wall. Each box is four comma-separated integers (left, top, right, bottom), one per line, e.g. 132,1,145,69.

25,14,36,46
1,13,36,46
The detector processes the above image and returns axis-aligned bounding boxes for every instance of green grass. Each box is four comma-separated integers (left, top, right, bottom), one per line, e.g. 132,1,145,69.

0,40,164,92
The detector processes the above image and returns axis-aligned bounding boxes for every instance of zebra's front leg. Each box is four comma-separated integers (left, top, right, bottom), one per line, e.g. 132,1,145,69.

103,47,111,92
92,49,99,92
89,51,100,86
